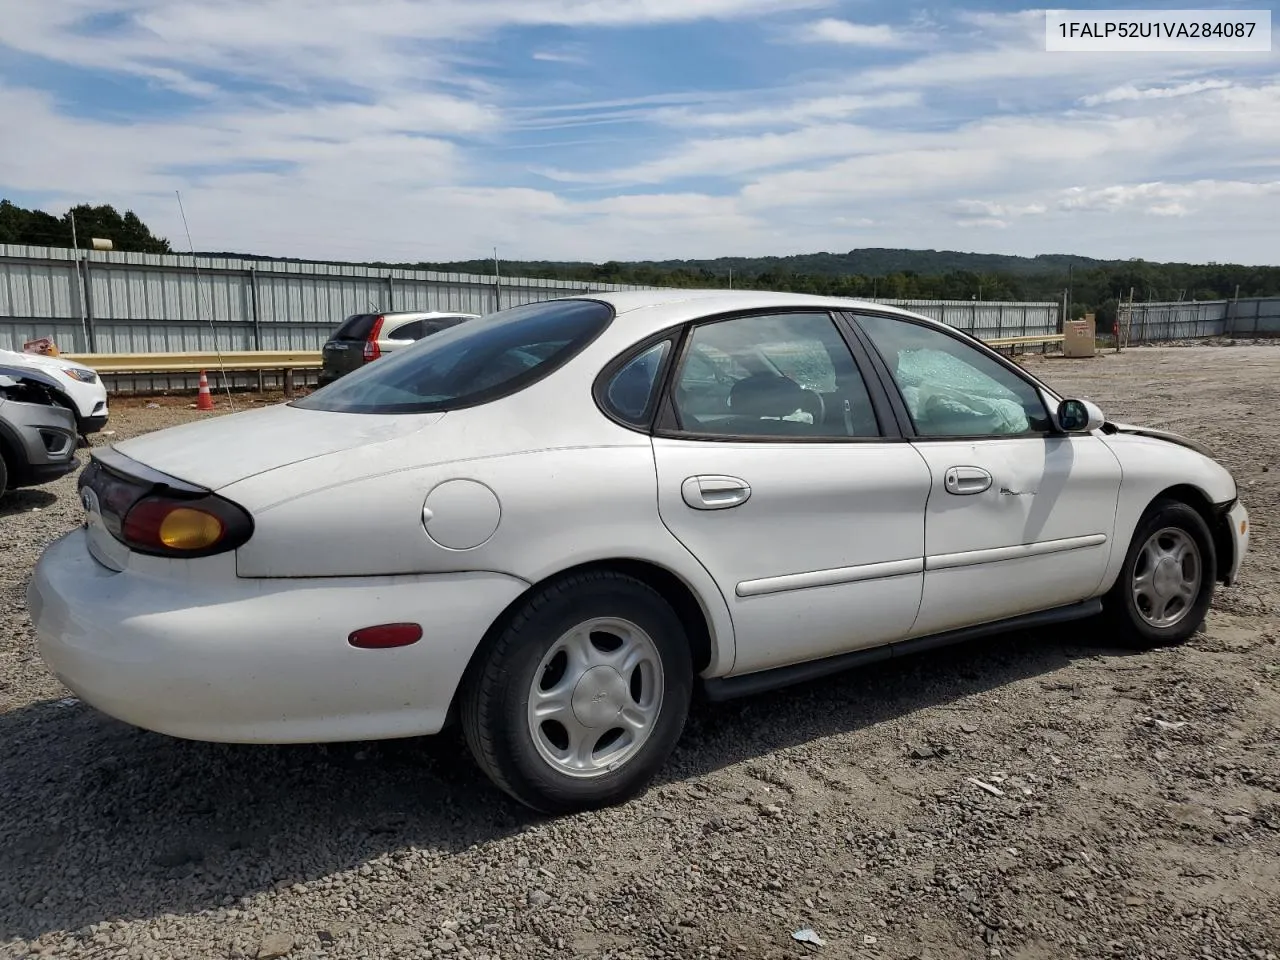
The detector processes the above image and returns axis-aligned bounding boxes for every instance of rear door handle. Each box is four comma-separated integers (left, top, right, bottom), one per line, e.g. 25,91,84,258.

682,475,752,510
944,466,992,496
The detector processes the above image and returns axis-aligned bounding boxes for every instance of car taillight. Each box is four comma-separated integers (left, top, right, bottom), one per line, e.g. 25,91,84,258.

120,494,254,558
363,315,385,362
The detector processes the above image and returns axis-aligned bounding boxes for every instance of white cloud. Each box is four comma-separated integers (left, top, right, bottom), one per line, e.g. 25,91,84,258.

1057,180,1280,217
2,0,833,98
850,10,1269,98
532,51,586,64
655,92,921,129
1080,79,1235,106
950,199,1048,220
797,18,911,47
3,4,1280,265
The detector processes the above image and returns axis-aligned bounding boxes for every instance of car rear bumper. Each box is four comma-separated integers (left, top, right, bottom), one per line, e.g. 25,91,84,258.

28,530,529,743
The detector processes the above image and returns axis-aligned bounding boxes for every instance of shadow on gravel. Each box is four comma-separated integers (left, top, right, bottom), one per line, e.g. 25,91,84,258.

0,489,58,519
0,623,1135,939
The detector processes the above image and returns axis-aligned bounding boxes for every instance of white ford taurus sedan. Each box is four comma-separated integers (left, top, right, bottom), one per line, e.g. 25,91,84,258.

29,291,1249,812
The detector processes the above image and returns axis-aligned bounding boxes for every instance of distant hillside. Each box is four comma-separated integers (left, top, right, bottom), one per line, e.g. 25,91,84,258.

413,248,1280,328
423,249,1119,280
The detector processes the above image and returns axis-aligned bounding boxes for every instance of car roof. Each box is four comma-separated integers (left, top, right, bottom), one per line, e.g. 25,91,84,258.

382,311,478,319
561,289,942,340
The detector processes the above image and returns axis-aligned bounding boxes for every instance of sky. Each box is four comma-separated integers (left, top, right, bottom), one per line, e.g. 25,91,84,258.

0,1,1277,265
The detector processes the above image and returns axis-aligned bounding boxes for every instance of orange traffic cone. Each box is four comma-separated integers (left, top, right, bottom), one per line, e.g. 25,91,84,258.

197,370,215,411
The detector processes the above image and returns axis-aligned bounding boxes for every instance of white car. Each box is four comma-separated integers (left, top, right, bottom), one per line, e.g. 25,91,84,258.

28,292,1249,813
0,348,108,437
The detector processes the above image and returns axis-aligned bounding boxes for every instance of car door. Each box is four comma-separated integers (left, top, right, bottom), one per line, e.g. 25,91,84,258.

648,311,933,677
848,312,1123,638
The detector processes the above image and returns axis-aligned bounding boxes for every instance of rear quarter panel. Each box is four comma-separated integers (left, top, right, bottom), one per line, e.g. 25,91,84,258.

222,382,738,675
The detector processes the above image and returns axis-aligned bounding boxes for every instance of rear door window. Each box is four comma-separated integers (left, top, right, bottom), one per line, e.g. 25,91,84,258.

387,319,424,341
295,299,613,414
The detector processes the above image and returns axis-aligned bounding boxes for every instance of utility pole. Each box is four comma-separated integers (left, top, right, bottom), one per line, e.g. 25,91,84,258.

493,247,501,312
1066,264,1073,324
69,209,89,350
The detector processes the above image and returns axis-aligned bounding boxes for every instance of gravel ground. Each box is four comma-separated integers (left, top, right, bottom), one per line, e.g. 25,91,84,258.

2,347,1278,960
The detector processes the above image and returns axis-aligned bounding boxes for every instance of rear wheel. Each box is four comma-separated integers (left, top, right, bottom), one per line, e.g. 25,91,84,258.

461,571,693,814
0,452,8,499
1102,499,1216,648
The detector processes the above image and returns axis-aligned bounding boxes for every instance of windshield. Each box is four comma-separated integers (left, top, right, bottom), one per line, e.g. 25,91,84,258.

294,299,614,414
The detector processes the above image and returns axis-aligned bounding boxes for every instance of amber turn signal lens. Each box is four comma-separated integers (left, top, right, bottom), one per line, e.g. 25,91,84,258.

158,507,225,550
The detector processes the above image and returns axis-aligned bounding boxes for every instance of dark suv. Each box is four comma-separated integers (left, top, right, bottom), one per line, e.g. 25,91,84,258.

318,311,478,387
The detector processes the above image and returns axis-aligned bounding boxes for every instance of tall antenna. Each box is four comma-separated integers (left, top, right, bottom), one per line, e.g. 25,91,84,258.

175,191,234,411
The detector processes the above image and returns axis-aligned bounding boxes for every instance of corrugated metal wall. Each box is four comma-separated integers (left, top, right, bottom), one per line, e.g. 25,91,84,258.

0,243,662,355
1,244,1078,392
876,299,1059,341
1117,298,1280,342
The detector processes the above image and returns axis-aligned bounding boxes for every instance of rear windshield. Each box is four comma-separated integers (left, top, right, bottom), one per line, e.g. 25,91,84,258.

330,313,380,341
294,299,614,414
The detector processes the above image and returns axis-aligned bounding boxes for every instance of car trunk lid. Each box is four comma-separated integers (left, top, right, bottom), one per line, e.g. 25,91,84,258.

112,402,443,490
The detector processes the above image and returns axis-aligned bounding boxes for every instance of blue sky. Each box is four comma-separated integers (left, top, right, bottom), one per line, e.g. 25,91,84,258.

0,1,1277,264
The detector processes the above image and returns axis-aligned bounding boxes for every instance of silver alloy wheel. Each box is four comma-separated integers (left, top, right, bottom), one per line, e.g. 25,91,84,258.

527,617,664,779
1132,526,1202,628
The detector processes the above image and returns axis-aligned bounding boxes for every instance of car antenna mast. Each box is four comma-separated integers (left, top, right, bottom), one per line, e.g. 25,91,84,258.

175,190,235,412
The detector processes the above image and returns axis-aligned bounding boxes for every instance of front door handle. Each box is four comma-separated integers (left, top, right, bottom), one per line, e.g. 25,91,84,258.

682,475,752,510
944,466,993,496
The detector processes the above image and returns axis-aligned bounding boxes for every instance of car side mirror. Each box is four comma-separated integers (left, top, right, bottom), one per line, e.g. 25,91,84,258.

1057,398,1105,433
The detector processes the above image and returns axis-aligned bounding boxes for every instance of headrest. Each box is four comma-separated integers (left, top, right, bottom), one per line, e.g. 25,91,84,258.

728,373,805,419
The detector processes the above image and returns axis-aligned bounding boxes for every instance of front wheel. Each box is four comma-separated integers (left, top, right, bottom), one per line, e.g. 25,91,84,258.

460,571,693,814
1102,499,1216,648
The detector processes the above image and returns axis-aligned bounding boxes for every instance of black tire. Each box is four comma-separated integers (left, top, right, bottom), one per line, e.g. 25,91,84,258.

1101,498,1216,649
0,452,8,499
460,571,693,814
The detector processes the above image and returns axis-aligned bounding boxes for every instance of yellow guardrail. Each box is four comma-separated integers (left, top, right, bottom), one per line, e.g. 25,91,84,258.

64,350,322,374
59,333,1063,383
983,334,1065,348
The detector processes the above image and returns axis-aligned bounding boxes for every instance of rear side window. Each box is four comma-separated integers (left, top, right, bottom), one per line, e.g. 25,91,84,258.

294,299,613,414
601,340,672,425
422,317,469,336
331,314,379,341
387,319,424,341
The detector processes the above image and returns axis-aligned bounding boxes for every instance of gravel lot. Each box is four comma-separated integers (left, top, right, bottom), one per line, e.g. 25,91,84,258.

2,346,1278,960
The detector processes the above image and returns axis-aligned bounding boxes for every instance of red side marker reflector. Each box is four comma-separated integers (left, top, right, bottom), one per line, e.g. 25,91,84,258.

348,623,423,649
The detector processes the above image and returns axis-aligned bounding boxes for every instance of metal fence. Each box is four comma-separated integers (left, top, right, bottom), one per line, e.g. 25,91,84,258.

1117,297,1280,343
873,299,1058,342
1,243,1063,390
0,243,666,356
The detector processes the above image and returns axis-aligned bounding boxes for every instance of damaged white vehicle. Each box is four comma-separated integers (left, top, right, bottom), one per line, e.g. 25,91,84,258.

29,292,1249,813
